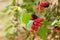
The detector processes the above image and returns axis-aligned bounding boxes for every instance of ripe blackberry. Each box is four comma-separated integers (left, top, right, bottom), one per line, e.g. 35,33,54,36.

31,14,38,20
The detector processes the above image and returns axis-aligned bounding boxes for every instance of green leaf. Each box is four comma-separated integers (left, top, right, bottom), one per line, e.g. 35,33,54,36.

5,32,13,38
43,20,51,26
20,3,28,8
22,13,32,24
12,0,16,5
17,7,21,21
40,0,46,1
13,6,18,11
37,26,48,40
5,32,16,40
20,32,25,35
23,0,37,3
2,6,9,13
5,25,13,32
23,0,30,2
14,13,17,17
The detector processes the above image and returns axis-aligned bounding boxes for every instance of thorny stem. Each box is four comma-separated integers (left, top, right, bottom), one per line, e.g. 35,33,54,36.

11,0,20,39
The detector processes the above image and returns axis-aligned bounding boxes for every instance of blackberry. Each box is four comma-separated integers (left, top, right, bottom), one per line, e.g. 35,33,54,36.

31,14,38,20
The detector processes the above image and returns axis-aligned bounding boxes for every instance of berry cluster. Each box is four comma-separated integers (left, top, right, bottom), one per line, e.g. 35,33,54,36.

31,18,44,31
40,2,49,7
36,2,49,13
30,14,44,34
30,18,44,34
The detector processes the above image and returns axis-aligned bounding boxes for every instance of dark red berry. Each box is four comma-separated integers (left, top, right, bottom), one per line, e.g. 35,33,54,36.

36,2,49,13
30,14,38,20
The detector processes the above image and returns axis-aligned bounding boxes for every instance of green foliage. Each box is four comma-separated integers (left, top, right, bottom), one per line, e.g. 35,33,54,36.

20,3,27,8
13,6,21,21
37,19,51,40
14,7,21,21
12,0,16,5
23,0,37,2
37,26,48,40
40,0,46,2
5,32,16,40
2,6,9,13
43,20,51,26
20,32,25,35
5,33,13,38
22,13,32,24
5,25,13,32
13,6,18,11
14,13,18,18
17,7,21,21
23,0,30,2
21,0,37,13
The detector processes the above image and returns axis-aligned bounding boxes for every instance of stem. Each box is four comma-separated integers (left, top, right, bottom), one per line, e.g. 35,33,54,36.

12,0,20,39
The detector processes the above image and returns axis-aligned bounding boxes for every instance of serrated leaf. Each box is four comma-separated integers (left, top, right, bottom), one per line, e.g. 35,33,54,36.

5,25,13,32
22,13,32,24
37,26,48,40
2,6,9,13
